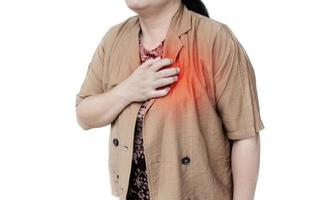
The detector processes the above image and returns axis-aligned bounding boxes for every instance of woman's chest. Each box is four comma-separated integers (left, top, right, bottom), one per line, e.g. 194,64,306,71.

102,37,217,110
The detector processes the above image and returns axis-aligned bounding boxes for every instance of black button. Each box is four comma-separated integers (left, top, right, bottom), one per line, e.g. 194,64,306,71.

181,156,190,165
116,174,119,179
113,138,119,146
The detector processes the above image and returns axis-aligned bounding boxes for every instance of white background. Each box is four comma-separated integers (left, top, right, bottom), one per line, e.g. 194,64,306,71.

0,0,335,199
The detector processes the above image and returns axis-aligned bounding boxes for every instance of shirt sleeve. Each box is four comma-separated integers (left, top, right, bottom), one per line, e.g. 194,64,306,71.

213,24,265,140
75,37,105,107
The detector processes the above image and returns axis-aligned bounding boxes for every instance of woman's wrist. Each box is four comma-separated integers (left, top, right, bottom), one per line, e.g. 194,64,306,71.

111,81,134,106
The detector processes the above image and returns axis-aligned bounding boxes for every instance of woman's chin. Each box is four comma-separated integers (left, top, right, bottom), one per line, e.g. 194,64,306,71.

126,0,148,11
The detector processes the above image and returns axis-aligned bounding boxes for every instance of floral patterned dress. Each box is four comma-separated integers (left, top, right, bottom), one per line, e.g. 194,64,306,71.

126,30,165,200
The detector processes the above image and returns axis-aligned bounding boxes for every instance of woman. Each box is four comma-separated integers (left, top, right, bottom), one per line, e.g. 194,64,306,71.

75,0,265,200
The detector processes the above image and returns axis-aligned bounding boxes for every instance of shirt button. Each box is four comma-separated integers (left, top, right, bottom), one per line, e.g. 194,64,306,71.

181,156,190,165
113,138,119,146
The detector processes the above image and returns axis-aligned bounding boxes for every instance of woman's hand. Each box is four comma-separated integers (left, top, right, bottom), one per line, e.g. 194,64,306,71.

121,57,180,102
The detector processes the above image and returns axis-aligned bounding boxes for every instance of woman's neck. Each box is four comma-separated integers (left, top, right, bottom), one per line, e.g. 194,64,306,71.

138,2,181,50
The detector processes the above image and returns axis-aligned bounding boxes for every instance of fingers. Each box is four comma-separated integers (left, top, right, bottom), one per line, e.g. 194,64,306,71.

139,57,176,99
150,58,173,72
141,57,161,68
150,86,171,98
153,76,178,89
156,67,180,78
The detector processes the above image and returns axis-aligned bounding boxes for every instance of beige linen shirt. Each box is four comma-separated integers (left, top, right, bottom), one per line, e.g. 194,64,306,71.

75,3,265,200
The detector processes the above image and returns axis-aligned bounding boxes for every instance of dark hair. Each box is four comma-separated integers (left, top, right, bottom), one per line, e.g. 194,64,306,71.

181,0,209,18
